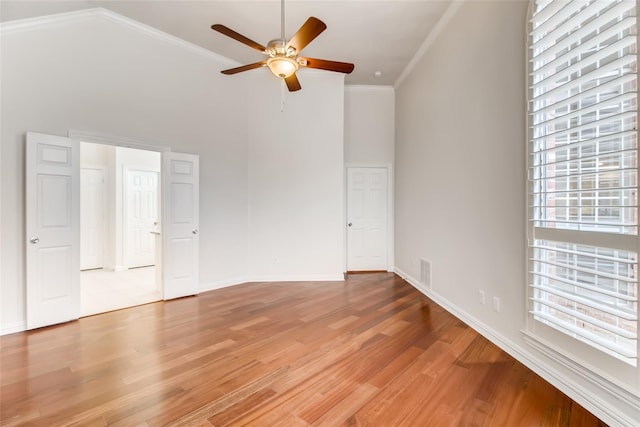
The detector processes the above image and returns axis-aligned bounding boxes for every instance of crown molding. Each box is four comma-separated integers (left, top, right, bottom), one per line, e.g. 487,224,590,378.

345,85,395,93
0,7,237,66
0,8,100,34
394,1,464,89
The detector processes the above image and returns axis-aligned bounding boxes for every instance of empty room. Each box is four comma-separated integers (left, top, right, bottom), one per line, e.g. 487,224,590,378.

1,0,638,425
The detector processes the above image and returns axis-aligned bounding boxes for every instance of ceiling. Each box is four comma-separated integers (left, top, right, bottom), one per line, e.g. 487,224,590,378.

0,1,453,86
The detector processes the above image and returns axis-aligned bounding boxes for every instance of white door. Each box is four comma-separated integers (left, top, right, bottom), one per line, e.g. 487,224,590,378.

346,167,389,271
162,152,199,300
125,169,158,268
80,168,105,270
26,132,80,329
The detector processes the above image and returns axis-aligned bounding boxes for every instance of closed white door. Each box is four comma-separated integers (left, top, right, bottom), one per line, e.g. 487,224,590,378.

347,167,388,271
125,169,158,268
80,168,105,270
26,132,80,329
162,152,199,300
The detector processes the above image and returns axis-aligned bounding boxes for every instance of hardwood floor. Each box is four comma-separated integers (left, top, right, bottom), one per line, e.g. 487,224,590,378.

1,273,606,426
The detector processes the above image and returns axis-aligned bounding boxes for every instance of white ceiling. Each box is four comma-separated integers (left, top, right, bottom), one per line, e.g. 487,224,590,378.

1,1,453,86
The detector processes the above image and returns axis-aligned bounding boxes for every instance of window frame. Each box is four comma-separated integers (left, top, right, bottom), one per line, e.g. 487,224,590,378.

525,0,639,384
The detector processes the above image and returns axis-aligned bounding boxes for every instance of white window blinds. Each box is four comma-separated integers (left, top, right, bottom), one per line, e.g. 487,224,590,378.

528,0,638,363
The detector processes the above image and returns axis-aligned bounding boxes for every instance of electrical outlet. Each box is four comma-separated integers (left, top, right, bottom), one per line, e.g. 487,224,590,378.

479,290,486,305
492,296,501,313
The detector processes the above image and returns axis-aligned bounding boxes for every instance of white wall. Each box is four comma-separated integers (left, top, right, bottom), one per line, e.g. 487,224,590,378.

396,0,526,338
247,71,345,280
0,10,249,332
344,86,395,165
344,85,395,272
0,8,350,332
394,1,639,425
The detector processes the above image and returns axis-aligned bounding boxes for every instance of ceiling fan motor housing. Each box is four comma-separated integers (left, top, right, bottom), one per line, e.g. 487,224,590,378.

266,39,297,57
265,39,299,78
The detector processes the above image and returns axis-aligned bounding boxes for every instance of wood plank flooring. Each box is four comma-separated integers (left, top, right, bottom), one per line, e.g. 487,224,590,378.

1,273,606,426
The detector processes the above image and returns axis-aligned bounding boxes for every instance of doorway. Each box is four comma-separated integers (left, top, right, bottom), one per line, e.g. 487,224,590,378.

26,131,200,330
80,142,161,316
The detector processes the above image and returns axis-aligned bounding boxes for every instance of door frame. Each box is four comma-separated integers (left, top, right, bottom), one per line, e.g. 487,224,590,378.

25,130,200,330
70,130,200,302
71,130,168,274
344,164,394,273
69,130,169,300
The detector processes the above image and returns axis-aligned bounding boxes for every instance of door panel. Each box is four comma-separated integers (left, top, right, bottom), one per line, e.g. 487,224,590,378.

39,247,72,300
347,167,388,271
26,132,80,329
162,152,199,300
169,237,196,279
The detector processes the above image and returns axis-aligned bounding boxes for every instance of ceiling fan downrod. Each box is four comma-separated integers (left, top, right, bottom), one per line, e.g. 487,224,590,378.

281,0,285,41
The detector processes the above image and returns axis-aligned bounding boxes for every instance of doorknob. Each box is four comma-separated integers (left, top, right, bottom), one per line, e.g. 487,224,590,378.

192,229,199,235
347,223,352,227
30,237,40,244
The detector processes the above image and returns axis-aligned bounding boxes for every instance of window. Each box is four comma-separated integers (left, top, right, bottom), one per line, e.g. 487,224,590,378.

528,0,638,365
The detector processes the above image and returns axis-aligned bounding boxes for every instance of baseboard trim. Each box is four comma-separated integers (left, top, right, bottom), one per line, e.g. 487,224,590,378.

393,267,638,427
246,274,345,283
1,321,26,336
199,274,345,294
346,270,388,274
521,332,640,422
199,277,248,293
200,273,346,294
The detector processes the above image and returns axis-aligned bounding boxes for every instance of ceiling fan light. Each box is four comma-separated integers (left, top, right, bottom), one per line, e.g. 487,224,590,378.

267,57,299,79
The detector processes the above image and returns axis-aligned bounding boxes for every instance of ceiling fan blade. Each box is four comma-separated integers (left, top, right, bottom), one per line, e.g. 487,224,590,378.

285,73,302,92
221,61,267,75
286,17,326,53
299,57,355,74
211,24,267,52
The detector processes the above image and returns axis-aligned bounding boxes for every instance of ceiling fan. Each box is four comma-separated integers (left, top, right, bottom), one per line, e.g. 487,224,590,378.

211,0,355,92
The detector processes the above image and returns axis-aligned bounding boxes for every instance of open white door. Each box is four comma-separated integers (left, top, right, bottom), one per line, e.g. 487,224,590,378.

162,152,199,299
26,132,80,329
